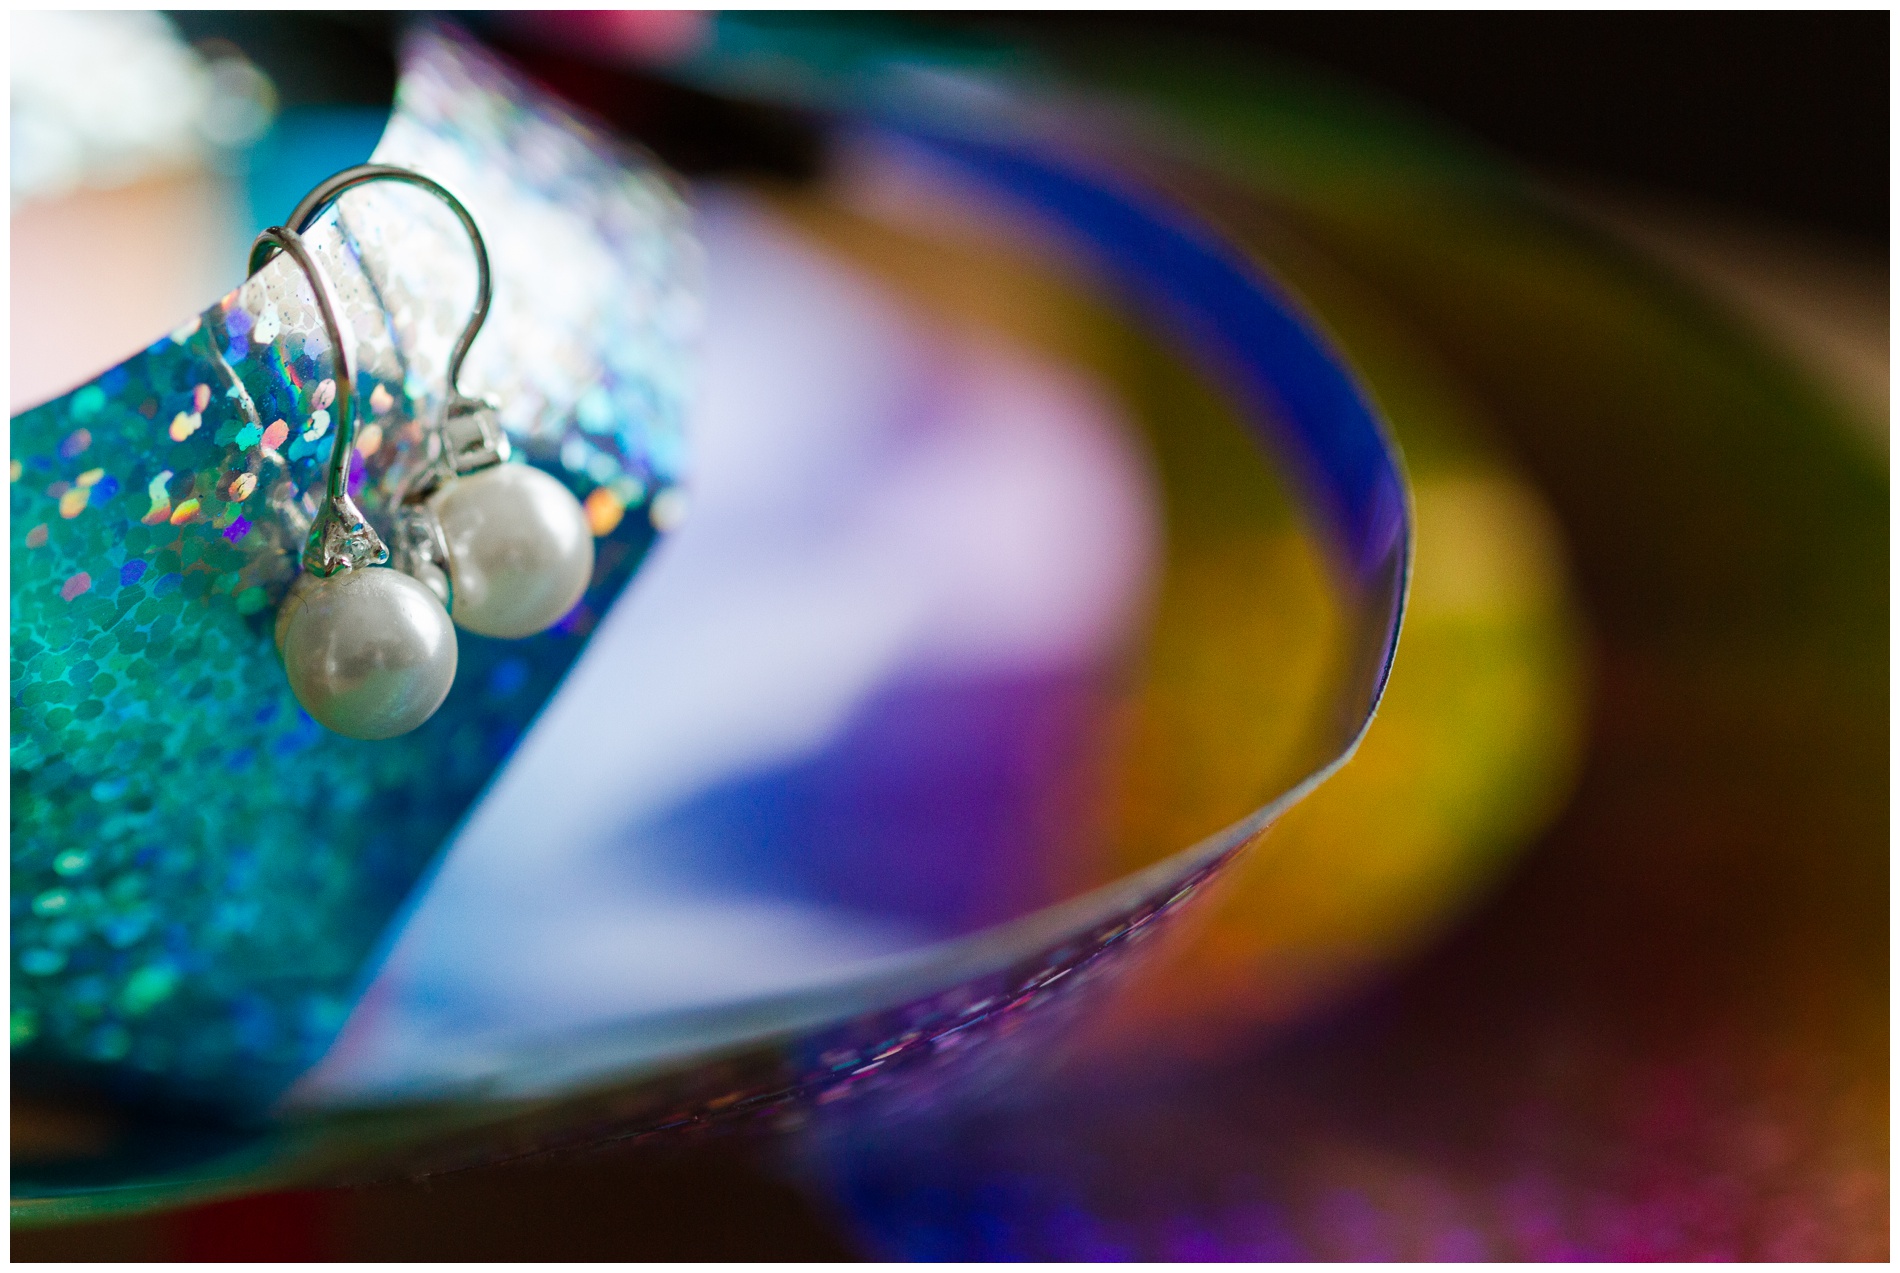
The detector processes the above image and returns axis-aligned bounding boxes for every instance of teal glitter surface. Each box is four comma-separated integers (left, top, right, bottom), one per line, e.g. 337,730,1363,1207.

11,27,698,1115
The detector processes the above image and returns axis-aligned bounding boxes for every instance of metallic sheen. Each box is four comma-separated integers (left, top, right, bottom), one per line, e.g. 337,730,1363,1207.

9,21,687,1117
246,225,387,577
279,164,492,409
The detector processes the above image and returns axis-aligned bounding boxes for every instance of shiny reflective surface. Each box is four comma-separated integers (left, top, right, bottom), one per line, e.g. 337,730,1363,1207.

13,15,1879,1260
11,25,696,1117
434,464,594,639
279,568,458,741
14,21,1411,1220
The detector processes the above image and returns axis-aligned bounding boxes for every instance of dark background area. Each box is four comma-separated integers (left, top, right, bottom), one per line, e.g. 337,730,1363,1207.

169,10,1889,246
968,11,1889,248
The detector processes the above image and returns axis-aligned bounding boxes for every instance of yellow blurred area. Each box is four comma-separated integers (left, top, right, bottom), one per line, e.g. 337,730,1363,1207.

771,162,1587,1056
1108,467,1584,1056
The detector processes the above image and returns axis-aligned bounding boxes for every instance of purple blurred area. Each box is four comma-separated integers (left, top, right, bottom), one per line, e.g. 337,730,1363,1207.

289,187,1158,1102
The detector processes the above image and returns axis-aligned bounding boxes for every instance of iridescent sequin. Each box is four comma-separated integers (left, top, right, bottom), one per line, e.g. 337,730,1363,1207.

10,26,699,1113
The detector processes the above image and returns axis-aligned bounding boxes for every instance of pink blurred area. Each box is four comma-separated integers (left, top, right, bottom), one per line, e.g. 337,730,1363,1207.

10,175,243,414
494,10,710,67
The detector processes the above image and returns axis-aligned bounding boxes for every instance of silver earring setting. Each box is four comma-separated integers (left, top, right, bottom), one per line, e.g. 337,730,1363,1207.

389,373,595,642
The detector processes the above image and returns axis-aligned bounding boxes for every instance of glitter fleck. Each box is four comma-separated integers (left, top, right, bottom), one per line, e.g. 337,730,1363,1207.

53,850,91,877
370,383,395,414
20,949,67,977
59,429,92,458
9,459,21,481
70,383,106,419
235,422,263,449
224,517,252,543
59,572,91,601
302,409,331,442
585,485,625,536
262,419,290,451
25,523,48,548
59,487,90,518
486,657,531,700
229,472,257,501
169,498,201,525
120,963,180,1015
86,1024,130,1061
355,423,384,457
194,383,212,412
650,486,689,531
120,560,147,587
76,468,105,488
313,379,337,409
169,411,202,442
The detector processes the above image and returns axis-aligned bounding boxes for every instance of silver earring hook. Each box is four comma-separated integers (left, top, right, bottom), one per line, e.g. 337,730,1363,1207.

252,164,493,414
248,224,387,577
248,164,498,581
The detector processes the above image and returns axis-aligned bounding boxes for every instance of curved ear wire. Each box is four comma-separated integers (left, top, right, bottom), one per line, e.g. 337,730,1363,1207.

249,224,386,577
258,164,494,413
263,165,594,646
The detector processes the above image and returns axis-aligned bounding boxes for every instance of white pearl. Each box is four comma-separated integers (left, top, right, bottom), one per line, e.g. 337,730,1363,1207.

279,567,458,740
431,463,594,639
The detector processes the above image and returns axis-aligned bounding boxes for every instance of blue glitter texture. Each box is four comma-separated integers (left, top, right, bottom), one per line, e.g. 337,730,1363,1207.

10,26,699,1116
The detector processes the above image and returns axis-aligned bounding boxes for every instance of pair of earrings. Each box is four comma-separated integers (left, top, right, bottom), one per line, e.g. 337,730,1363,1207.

257,165,595,740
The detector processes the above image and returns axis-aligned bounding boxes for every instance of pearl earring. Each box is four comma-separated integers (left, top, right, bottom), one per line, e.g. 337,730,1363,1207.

258,164,597,740
251,224,458,740
282,166,595,642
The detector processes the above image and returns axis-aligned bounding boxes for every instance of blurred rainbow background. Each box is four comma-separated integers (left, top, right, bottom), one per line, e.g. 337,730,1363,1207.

13,12,1884,1260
